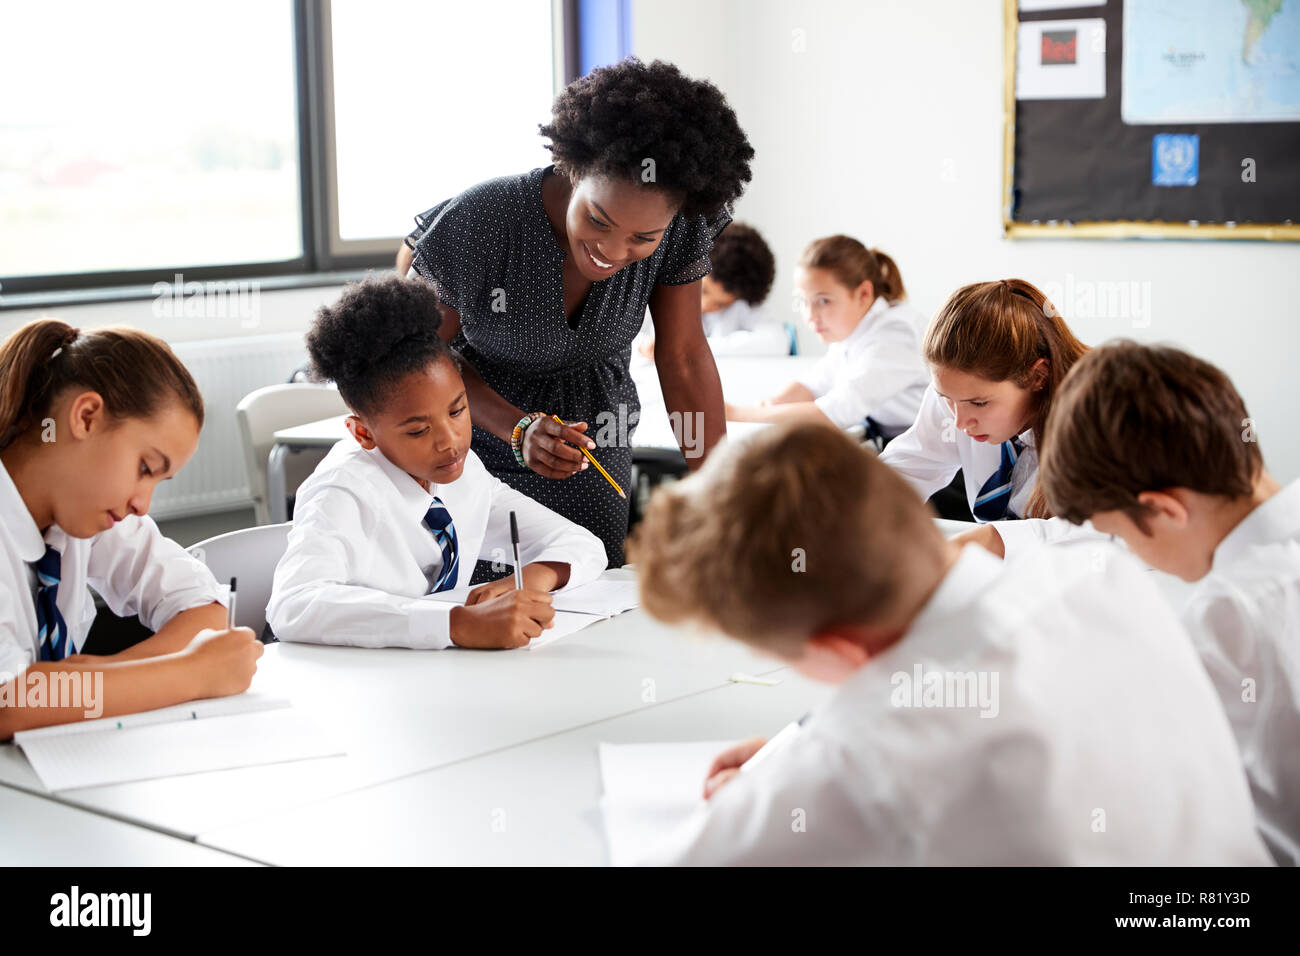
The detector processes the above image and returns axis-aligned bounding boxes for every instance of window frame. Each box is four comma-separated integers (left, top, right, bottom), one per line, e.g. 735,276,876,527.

0,0,579,309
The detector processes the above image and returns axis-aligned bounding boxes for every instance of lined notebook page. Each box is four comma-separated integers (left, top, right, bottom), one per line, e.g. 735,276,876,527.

16,709,343,792
14,692,290,740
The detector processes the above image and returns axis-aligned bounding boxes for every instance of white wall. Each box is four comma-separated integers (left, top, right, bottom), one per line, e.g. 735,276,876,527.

4,0,1296,482
634,0,1300,482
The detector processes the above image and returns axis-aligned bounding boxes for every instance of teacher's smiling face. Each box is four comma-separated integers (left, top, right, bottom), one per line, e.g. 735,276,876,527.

560,173,680,281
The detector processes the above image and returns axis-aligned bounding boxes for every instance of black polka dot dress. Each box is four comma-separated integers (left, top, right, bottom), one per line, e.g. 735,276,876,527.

409,165,731,568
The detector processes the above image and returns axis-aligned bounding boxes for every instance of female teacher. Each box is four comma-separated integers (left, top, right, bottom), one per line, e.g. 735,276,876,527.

398,58,755,568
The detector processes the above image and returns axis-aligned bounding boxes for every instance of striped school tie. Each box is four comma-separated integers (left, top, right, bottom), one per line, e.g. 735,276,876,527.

33,546,71,661
424,497,459,592
972,437,1025,523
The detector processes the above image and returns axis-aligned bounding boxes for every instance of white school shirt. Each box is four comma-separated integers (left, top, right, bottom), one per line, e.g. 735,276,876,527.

1181,478,1300,866
795,296,928,433
0,459,225,680
641,543,1272,866
879,383,1101,560
702,300,788,357
265,439,608,649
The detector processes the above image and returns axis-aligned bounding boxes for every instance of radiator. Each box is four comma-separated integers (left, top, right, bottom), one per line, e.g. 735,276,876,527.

150,333,308,519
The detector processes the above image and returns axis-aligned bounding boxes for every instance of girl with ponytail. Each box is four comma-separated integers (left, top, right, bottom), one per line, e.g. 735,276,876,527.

725,236,929,438
879,278,1096,560
0,319,262,738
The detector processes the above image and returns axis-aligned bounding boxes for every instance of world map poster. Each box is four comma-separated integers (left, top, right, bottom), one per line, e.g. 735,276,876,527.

1122,0,1300,123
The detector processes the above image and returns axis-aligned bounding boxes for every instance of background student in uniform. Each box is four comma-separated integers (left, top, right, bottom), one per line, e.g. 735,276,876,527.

625,422,1271,866
880,277,1094,560
0,320,263,738
1039,340,1299,866
724,236,927,440
266,275,608,651
638,222,786,359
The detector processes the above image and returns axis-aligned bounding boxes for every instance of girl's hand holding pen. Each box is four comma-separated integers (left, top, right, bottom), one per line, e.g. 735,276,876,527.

450,591,555,649
183,627,263,697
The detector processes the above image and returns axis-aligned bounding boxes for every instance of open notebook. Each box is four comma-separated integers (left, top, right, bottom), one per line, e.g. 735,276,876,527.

599,740,734,866
14,693,343,792
423,577,640,650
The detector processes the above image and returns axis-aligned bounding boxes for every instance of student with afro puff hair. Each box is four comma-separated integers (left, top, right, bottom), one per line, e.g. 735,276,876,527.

265,275,607,650
394,58,754,568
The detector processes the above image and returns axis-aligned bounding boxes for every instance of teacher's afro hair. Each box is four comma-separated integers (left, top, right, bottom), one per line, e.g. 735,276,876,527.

540,58,754,219
306,273,460,418
709,223,776,306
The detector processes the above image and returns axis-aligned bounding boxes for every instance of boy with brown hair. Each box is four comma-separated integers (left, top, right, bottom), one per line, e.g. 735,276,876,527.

1039,339,1298,865
625,422,1269,865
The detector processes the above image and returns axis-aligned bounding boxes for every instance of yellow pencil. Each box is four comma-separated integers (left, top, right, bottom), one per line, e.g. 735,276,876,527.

551,415,625,498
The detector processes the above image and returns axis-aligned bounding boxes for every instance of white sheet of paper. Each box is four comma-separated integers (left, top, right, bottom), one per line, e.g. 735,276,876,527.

525,610,606,650
1016,18,1107,100
598,740,734,866
16,709,344,792
12,692,290,740
552,579,640,617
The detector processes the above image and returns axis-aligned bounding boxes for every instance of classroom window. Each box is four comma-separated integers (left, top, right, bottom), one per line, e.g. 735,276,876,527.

0,0,302,280
0,0,569,299
326,0,559,251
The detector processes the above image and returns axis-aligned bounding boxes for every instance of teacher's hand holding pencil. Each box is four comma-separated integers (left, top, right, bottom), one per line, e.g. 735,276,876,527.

518,415,596,480
549,415,625,498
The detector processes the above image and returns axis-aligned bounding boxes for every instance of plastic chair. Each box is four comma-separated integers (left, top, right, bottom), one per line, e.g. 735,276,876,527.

236,383,348,525
188,523,292,638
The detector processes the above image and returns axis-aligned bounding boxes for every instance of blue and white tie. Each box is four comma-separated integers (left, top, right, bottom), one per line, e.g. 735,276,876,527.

34,546,71,661
424,497,459,592
972,437,1025,523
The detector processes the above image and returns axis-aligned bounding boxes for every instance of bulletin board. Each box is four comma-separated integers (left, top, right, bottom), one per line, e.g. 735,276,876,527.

1003,0,1300,239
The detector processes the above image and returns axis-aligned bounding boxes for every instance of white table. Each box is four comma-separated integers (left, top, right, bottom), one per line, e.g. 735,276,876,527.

197,670,829,866
0,573,794,840
0,785,260,866
0,529,1194,864
266,356,822,521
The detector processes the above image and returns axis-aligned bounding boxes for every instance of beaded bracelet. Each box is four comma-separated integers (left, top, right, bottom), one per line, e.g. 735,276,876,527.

510,412,547,468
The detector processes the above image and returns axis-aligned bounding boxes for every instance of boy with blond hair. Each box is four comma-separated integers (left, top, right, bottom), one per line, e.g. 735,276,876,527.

627,422,1269,865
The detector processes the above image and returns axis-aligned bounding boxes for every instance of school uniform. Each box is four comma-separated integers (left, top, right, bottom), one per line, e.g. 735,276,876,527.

795,296,928,434
702,299,788,357
879,383,1098,558
1181,479,1300,866
640,542,1272,866
266,438,608,649
0,459,224,679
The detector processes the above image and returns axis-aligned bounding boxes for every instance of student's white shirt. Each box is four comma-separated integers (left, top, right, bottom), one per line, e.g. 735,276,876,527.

641,543,1271,866
887,299,931,340
0,459,224,679
266,439,608,649
702,298,763,338
879,383,1099,559
703,300,788,358
795,297,928,432
1181,478,1300,866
